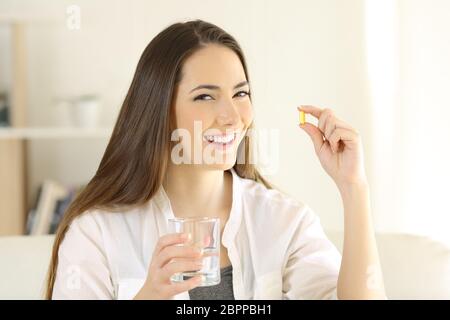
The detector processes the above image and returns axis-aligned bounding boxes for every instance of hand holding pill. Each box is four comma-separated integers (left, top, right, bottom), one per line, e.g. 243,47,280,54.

297,105,368,187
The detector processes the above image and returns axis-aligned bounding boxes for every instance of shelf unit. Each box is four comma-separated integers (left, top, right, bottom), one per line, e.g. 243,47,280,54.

0,126,112,236
0,19,112,235
0,21,28,236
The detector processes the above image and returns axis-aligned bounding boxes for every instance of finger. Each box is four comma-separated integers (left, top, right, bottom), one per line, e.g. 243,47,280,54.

328,127,360,153
299,122,325,155
162,259,204,279
156,245,203,268
323,114,338,140
323,115,356,141
297,105,323,119
318,108,334,134
167,276,203,296
298,106,356,130
334,118,356,132
153,233,190,257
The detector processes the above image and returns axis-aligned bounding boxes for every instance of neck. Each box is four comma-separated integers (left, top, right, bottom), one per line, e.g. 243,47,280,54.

163,164,232,218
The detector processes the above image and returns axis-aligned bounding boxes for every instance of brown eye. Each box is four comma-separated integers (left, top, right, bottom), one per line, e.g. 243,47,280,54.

234,91,250,98
194,94,214,101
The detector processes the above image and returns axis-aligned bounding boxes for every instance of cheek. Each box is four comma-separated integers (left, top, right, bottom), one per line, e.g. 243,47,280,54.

175,104,215,134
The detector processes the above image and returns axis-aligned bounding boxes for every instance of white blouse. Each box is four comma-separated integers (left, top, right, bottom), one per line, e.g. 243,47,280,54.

52,168,341,300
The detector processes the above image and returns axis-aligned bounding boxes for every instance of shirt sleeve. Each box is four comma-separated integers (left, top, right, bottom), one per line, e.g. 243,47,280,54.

52,212,115,300
282,205,341,300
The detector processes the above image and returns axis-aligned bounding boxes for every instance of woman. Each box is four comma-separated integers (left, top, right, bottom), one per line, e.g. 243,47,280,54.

46,20,386,300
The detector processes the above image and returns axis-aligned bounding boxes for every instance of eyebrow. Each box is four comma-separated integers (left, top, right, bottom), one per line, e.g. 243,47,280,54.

189,81,249,93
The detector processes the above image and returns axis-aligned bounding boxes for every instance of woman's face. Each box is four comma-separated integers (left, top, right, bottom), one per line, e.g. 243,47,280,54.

171,44,253,170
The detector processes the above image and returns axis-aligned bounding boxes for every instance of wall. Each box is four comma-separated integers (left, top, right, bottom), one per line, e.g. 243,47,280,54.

363,0,450,242
1,0,373,233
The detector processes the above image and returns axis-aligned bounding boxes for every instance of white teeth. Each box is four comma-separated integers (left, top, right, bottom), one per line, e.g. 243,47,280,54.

204,133,236,144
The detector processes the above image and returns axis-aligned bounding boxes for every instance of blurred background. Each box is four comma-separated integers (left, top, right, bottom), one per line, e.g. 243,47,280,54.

0,0,449,299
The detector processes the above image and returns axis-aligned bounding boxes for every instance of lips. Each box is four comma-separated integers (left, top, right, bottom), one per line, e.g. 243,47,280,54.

202,131,243,152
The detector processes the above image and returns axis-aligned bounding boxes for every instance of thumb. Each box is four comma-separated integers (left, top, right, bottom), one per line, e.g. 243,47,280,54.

300,123,324,154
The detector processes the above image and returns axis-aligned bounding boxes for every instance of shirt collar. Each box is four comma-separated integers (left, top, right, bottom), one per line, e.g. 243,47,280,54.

153,167,243,247
223,167,242,248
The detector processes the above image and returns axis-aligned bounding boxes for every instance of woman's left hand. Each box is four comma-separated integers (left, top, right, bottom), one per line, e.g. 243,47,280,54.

297,105,368,189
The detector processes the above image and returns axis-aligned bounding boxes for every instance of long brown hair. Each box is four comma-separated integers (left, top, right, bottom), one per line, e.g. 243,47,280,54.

45,19,271,299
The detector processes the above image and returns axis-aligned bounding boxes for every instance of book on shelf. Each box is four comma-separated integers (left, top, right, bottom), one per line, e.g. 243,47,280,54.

26,180,83,235
0,91,9,127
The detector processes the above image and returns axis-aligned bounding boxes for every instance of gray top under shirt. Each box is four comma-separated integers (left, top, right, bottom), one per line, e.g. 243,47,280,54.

189,265,235,300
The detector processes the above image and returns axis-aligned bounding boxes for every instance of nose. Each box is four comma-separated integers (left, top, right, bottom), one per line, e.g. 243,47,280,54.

216,98,241,127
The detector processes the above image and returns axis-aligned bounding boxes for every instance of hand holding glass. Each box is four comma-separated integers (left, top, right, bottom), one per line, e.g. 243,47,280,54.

168,217,221,287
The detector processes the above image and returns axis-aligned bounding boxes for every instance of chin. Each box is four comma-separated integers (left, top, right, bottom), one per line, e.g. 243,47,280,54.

204,162,235,172
200,150,237,171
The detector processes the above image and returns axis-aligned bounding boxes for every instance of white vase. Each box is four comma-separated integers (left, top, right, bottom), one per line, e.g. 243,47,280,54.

70,96,100,128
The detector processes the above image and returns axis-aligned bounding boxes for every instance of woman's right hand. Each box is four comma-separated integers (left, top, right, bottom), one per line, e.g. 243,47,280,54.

134,232,204,300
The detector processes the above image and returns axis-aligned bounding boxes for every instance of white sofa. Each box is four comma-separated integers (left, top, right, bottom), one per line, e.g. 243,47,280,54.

1,231,449,299
0,235,54,299
326,230,450,299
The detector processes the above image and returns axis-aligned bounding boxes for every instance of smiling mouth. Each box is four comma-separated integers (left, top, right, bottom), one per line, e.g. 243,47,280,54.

202,132,239,146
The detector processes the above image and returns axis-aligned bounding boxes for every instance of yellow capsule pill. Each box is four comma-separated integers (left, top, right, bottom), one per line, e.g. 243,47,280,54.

299,110,306,125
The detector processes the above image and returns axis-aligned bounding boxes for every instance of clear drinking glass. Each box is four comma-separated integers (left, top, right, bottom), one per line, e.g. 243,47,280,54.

168,217,220,287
